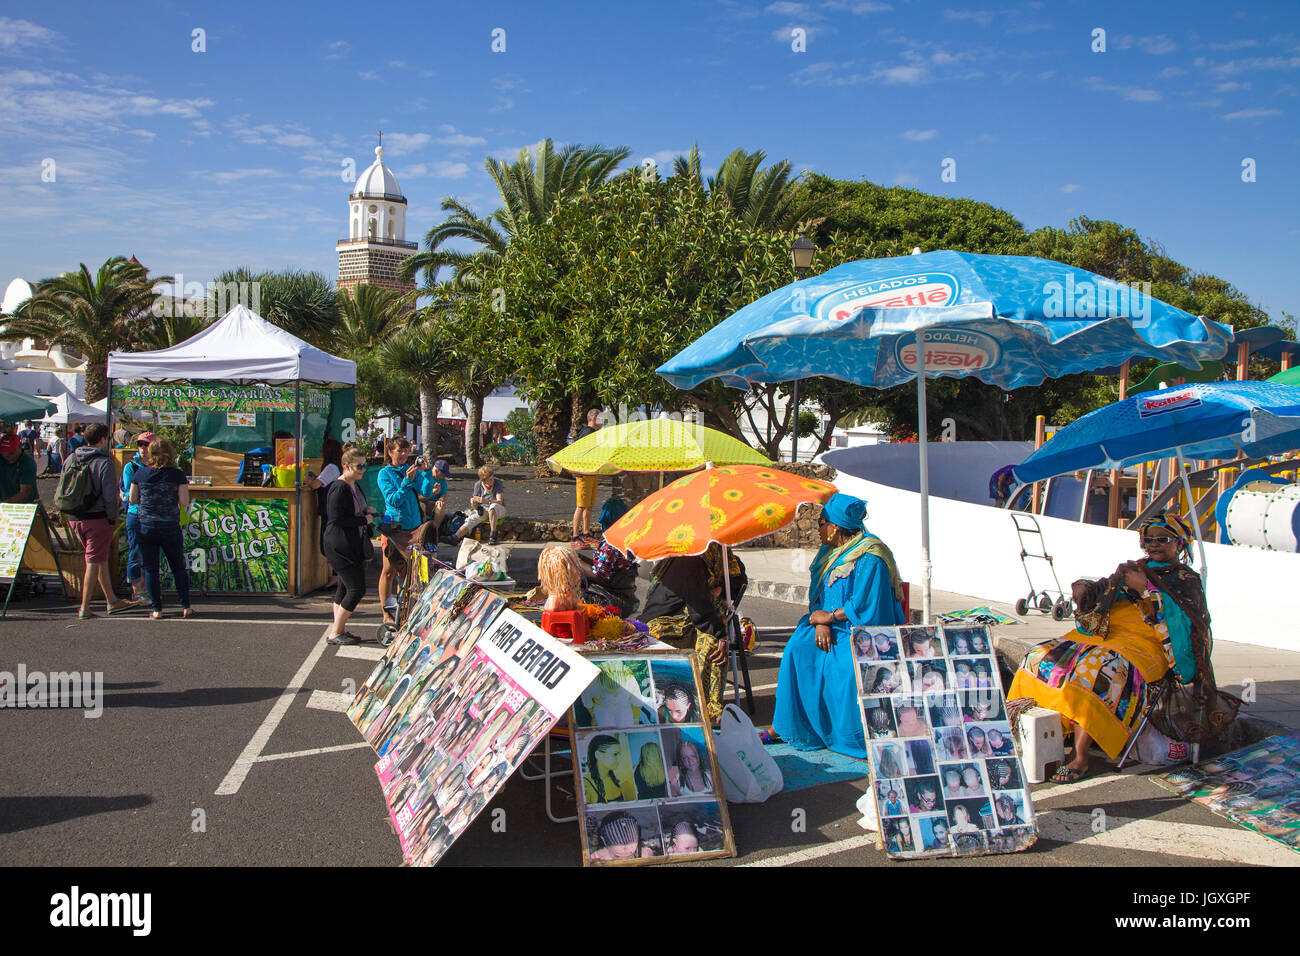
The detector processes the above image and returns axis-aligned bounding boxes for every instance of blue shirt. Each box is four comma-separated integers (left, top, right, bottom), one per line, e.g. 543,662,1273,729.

377,464,433,530
131,465,188,528
68,434,86,453
121,453,145,514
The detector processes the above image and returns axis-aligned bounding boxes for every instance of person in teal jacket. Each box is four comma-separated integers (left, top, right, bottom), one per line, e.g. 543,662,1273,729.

773,492,906,758
376,435,433,628
120,431,156,603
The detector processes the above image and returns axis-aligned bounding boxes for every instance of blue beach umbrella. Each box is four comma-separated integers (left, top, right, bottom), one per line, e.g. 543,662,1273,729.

1012,380,1300,579
657,250,1232,620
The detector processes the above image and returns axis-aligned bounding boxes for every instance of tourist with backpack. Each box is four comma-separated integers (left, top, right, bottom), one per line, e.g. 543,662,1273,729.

58,423,134,619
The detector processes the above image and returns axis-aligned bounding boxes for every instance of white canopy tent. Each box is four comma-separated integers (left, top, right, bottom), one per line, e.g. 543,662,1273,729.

39,392,104,424
106,305,356,386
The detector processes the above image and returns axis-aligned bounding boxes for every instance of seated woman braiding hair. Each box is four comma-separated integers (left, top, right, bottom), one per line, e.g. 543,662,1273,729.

1008,511,1240,783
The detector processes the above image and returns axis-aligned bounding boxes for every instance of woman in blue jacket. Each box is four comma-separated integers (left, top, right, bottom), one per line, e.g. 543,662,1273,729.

376,435,433,629
119,431,156,603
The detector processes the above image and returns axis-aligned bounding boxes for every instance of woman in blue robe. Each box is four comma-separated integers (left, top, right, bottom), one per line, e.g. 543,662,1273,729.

773,493,906,758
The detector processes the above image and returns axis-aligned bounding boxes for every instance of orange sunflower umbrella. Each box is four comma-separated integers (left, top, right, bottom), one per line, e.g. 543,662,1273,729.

603,465,837,561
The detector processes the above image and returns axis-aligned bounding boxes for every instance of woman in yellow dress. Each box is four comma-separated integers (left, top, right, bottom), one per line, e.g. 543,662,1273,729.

1008,512,1238,783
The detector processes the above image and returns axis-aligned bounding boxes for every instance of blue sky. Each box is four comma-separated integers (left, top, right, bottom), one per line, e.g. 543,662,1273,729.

1,1,1297,322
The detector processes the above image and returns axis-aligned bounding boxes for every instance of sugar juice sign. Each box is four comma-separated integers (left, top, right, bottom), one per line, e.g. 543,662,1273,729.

184,498,290,592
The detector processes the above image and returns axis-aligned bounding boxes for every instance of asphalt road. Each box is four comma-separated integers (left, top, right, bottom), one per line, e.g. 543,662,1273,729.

1,563,1296,870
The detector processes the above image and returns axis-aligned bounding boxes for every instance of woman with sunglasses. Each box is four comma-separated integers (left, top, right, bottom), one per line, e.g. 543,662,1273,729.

1009,511,1239,783
324,448,377,644
772,493,907,758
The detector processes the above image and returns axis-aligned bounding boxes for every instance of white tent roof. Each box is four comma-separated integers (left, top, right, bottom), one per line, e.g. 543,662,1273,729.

39,392,104,424
106,304,356,386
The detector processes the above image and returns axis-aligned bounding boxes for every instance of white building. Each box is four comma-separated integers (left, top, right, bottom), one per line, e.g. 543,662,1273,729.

336,136,418,294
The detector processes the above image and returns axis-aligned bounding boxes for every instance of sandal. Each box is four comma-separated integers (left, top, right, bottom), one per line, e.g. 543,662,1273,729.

182,608,195,619
150,611,164,621
107,599,136,615
1050,765,1088,784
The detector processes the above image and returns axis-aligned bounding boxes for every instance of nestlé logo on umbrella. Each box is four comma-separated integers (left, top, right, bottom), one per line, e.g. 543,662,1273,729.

895,329,1002,372
816,272,960,321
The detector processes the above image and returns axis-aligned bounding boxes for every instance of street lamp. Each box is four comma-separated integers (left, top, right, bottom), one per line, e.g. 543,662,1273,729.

789,232,816,463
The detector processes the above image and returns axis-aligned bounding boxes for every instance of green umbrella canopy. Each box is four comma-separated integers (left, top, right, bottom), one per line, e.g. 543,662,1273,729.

547,418,771,476
1126,360,1224,396
0,387,57,423
1267,366,1300,387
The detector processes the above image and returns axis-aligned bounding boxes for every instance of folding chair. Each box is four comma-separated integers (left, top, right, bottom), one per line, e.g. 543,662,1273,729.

1115,676,1171,770
518,726,577,824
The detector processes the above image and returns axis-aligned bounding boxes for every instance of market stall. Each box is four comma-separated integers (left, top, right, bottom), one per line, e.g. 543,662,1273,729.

106,305,356,596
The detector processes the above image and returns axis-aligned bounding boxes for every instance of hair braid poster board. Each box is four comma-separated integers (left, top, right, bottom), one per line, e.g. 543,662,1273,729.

348,566,598,866
571,652,736,866
853,624,1039,859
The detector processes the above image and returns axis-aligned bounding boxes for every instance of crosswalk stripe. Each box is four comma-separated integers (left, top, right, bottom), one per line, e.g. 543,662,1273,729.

334,645,386,661
1036,810,1300,866
305,690,353,713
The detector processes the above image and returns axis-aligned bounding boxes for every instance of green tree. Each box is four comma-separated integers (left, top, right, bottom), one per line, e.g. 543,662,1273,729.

337,283,408,354
435,312,504,469
9,256,170,402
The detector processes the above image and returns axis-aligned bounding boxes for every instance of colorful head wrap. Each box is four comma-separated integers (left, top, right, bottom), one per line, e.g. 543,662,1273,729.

1138,511,1195,558
822,492,866,531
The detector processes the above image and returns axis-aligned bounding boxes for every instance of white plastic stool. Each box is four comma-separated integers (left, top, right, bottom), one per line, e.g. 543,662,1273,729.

1016,707,1065,784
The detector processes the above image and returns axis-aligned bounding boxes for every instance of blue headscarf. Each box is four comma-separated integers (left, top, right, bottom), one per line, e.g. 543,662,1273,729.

822,492,866,532
599,497,629,528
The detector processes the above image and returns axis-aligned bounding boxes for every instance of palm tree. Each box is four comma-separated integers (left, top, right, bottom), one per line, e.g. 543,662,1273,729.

375,318,456,460
398,198,507,295
337,284,408,353
214,268,339,346
9,257,169,402
672,144,823,230
486,139,631,237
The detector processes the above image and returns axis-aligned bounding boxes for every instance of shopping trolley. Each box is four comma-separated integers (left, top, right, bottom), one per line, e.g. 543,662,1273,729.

1009,512,1073,621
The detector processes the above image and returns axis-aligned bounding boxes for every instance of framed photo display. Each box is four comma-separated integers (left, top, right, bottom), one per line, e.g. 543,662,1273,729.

854,624,1038,859
349,564,598,866
571,652,736,866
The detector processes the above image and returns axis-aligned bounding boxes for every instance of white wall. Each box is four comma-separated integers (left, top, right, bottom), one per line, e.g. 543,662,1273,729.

825,440,1033,505
831,471,1300,652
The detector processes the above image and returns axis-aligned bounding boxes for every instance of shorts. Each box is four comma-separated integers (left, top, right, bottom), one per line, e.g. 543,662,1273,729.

70,517,114,564
380,527,414,567
575,475,599,509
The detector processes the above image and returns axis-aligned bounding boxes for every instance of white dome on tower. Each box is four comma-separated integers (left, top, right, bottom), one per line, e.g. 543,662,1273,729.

352,144,404,199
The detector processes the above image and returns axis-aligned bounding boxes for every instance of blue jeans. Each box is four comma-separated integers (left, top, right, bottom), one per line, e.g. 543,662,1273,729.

124,512,143,585
138,523,191,612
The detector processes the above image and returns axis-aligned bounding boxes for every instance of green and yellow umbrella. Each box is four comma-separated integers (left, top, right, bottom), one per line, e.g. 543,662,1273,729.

546,418,771,476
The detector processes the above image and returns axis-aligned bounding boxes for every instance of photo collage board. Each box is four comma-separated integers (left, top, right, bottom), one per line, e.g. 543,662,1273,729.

348,558,598,866
852,624,1039,859
571,653,736,866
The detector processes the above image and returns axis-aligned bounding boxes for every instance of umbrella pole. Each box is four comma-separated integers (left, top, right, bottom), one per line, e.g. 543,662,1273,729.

1175,449,1209,587
722,544,739,708
916,334,932,625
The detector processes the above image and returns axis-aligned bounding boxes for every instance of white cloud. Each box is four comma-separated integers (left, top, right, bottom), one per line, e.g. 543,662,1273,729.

1084,76,1163,103
433,161,470,179
1125,88,1163,102
210,168,281,185
0,17,59,52
358,71,380,82
1061,183,1081,193
903,129,938,141
821,1,891,12
766,1,815,15
1216,81,1250,92
325,40,349,60
943,9,993,25
381,132,431,154
437,126,487,147
891,172,920,186
1222,107,1282,119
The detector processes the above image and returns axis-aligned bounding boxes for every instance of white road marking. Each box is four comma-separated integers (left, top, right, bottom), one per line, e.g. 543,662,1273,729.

1036,810,1300,866
50,615,383,628
215,633,332,795
740,834,878,867
258,742,372,763
305,690,353,713
335,645,386,661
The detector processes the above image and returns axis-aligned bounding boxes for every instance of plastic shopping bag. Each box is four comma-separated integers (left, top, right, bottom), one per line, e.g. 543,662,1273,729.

1136,724,1191,766
715,704,783,804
